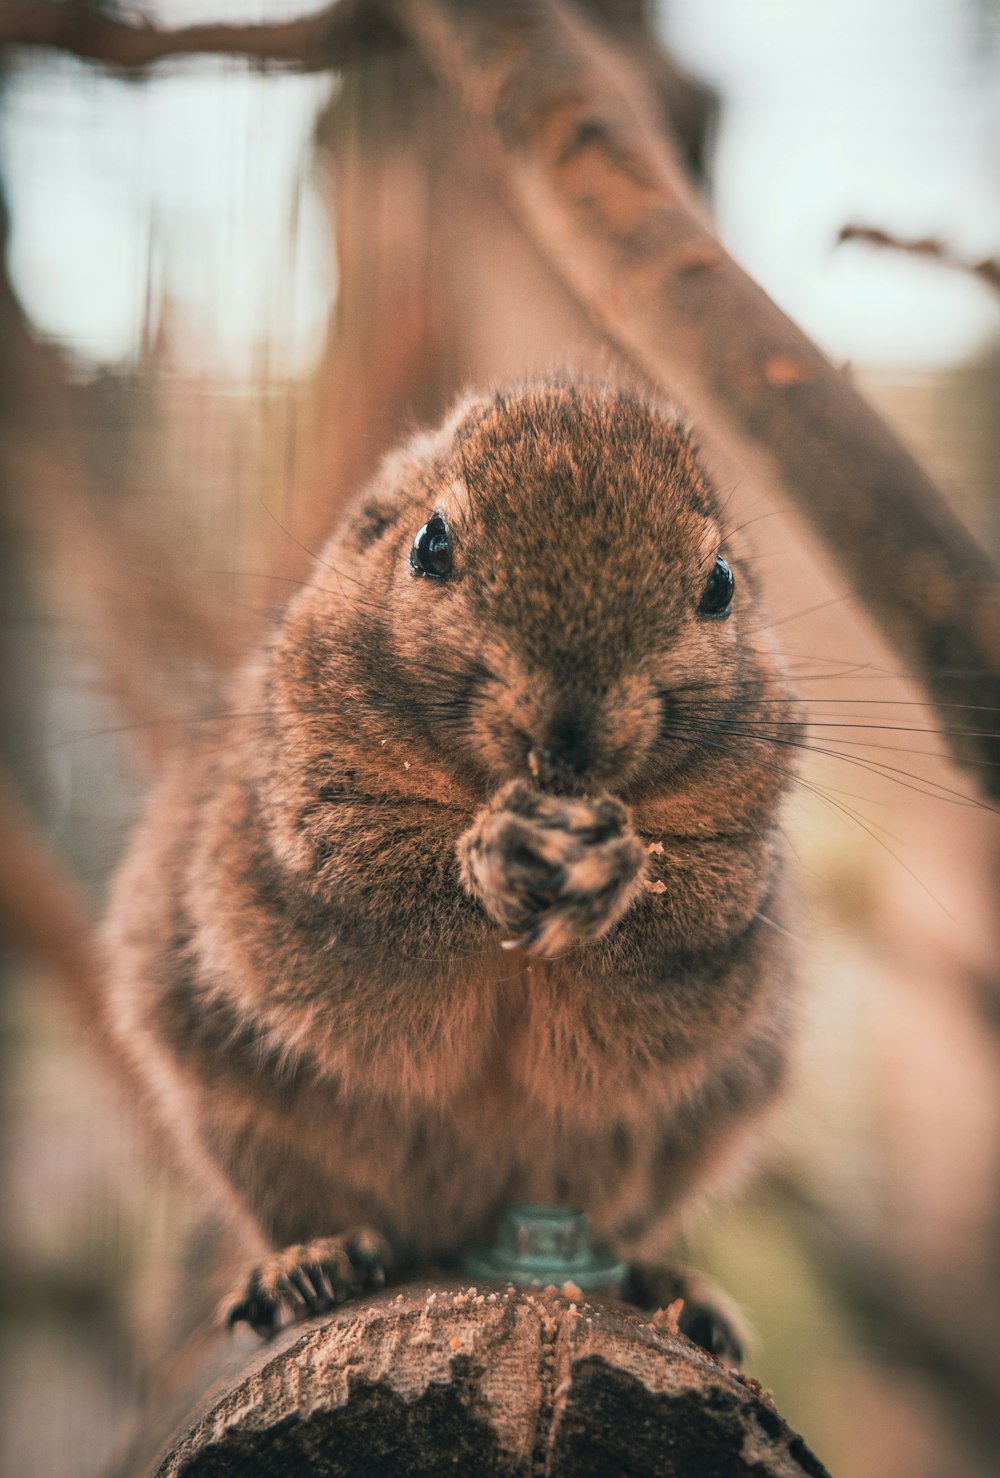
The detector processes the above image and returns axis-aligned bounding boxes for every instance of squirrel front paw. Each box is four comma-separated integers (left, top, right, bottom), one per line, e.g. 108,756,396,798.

223,1229,391,1338
457,779,646,957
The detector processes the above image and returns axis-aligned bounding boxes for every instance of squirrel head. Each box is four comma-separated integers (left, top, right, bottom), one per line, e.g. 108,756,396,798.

270,380,799,810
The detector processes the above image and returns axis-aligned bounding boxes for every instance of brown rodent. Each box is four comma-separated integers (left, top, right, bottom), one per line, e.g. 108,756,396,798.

103,378,803,1360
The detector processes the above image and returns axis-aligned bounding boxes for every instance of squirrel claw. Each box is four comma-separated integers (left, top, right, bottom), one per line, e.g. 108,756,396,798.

622,1263,750,1368
223,1229,392,1339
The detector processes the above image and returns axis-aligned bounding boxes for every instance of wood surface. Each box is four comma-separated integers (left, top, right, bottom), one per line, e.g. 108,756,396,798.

118,1282,830,1477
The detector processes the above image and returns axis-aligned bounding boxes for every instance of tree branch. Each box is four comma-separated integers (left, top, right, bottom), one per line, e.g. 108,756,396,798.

837,224,1000,297
0,767,100,1021
399,0,1000,793
772,1175,1000,1465
0,0,402,72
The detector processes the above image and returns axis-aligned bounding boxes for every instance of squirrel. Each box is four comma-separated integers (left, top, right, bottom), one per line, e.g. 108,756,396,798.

102,378,803,1363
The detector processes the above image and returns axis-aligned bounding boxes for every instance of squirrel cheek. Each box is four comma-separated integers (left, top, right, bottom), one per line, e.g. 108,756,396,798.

598,679,662,784
463,683,537,778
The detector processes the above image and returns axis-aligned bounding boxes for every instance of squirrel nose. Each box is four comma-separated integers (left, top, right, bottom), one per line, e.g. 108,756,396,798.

531,710,594,789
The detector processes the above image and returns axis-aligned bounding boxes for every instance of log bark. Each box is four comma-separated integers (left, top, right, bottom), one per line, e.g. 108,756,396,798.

116,1283,829,1477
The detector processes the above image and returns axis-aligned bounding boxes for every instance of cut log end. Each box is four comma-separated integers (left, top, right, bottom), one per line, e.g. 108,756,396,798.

124,1281,829,1477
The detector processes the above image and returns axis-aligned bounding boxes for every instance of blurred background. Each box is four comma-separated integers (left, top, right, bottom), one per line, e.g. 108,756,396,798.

1,2,998,1474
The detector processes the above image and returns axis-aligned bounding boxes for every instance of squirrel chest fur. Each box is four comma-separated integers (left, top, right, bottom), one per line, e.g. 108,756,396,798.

104,380,802,1350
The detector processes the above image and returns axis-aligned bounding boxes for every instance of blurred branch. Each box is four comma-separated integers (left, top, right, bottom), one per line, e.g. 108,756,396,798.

0,248,250,1164
0,767,100,1022
1,0,718,186
0,0,402,71
0,192,208,1089
398,0,1000,794
583,2,718,187
837,224,1000,297
0,767,161,1125
773,1174,1000,1465
0,214,255,755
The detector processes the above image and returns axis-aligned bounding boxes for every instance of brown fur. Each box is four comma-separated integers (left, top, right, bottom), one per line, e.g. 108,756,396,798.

103,380,803,1351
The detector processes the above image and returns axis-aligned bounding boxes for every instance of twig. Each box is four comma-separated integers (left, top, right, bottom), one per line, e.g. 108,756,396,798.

837,224,1000,297
0,0,401,72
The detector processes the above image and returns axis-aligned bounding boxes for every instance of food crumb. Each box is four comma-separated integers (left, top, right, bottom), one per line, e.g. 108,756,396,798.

560,1281,583,1301
645,840,665,856
651,1298,684,1333
644,878,667,895
740,1374,778,1410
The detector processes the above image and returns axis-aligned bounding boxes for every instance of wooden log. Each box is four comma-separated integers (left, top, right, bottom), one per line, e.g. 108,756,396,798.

118,1282,829,1477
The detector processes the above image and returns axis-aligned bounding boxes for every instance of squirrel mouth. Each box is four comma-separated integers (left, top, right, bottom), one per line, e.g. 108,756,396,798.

521,738,639,798
466,678,658,795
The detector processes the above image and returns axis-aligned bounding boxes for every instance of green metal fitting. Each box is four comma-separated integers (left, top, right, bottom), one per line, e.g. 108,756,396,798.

461,1205,626,1293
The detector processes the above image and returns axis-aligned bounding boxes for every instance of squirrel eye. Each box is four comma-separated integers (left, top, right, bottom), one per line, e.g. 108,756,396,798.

698,556,734,618
410,513,453,579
